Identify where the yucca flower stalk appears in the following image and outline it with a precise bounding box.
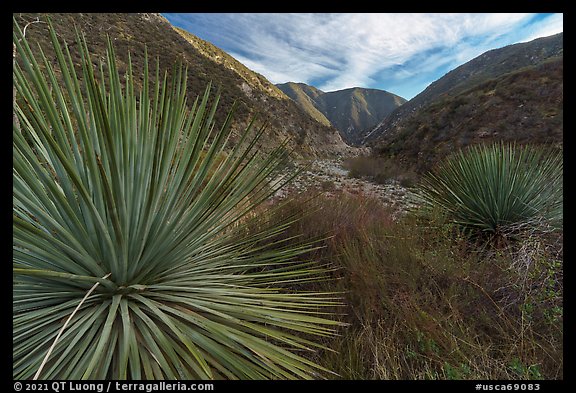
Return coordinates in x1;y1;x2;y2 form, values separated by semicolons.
418;143;562;239
13;20;341;380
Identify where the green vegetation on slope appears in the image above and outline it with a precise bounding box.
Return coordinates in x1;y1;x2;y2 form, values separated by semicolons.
364;32;563;144
374;57;563;173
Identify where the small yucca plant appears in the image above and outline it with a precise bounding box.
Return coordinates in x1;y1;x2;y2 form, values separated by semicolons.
13;20;340;379
418;142;562;239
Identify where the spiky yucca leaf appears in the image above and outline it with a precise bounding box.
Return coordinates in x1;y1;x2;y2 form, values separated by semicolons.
13;20;341;380
418;143;562;237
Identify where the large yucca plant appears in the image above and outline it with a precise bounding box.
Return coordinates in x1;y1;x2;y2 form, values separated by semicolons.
418;143;562;238
13;20;340;380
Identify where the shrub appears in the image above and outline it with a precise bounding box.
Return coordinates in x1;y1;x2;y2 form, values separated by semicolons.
253;192;562;379
418;143;562;240
13;20;339;380
343;156;418;187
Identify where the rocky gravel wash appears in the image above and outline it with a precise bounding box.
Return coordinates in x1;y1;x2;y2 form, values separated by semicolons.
271;158;420;218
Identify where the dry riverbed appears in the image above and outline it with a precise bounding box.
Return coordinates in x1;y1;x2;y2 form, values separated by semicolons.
271;158;419;218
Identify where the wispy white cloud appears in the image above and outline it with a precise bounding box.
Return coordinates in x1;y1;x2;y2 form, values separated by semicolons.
520;14;564;43
164;13;563;99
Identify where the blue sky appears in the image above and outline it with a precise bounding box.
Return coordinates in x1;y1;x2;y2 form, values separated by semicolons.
163;13;563;100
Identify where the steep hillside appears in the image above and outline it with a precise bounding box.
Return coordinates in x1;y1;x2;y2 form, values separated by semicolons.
274;83;331;127
374;57;563;173
319;87;406;143
13;13;350;158
363;33;563;145
174;27;287;101
277;82;406;144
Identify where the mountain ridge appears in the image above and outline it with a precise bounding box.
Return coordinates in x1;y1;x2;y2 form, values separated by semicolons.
367;33;563;173
363;32;563;145
276;82;406;144
275;82;332;127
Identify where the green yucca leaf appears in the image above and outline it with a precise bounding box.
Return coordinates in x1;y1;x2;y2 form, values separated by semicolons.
418;142;563;237
13;18;340;380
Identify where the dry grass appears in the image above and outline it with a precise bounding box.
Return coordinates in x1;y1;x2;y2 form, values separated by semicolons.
253;191;563;379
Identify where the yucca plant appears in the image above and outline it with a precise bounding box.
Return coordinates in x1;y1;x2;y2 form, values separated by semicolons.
418;142;562;239
13;20;341;380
